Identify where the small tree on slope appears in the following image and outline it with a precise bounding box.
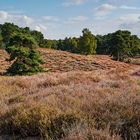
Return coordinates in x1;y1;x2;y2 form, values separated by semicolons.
6;33;43;75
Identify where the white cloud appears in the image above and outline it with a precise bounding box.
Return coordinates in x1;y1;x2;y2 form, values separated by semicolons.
0;11;48;37
94;4;116;16
100;0;138;5
120;5;140;10
14;15;34;26
0;11;8;19
119;14;140;23
63;0;87;6
0;11;34;27
67;16;88;23
35;26;41;32
119;14;140;36
35;24;47;32
94;3;140;17
92;13;140;37
43;16;59;22
69;16;88;22
0;9;140;39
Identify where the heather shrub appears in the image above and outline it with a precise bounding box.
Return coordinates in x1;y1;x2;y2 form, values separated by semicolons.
0;105;86;139
46;111;84;139
8;95;25;104
0;70;139;140
110;117;140;140
81;94;140;140
0;105;59;138
62;125;121;140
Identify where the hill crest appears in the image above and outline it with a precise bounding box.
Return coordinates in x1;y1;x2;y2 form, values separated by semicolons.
0;48;139;75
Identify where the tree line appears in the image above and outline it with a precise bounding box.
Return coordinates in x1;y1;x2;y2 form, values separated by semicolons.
0;22;140;75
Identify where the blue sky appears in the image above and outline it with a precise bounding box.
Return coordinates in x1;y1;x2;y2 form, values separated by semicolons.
0;0;140;39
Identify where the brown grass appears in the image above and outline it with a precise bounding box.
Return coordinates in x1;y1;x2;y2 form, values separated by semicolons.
0;48;140;139
0;48;138;74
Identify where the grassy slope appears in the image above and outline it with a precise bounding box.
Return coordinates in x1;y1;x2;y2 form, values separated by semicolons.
1;48;139;73
0;48;140;140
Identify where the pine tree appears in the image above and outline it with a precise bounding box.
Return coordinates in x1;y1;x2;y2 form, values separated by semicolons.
6;33;43;75
108;30;140;61
79;28;97;55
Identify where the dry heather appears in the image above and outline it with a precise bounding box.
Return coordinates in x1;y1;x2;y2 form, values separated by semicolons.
0;48;139;74
0;48;140;140
0;49;11;74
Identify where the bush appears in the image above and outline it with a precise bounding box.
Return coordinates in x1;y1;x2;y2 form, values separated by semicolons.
5;34;44;75
0;105;85;139
0;105;59;137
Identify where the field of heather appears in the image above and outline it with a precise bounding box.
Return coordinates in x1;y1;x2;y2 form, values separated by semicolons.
0;48;140;140
1;48;139;74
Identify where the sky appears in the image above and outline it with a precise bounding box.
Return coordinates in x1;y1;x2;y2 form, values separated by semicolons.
0;0;140;39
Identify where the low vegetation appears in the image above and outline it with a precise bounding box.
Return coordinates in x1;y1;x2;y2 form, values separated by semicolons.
0;51;140;139
0;23;140;64
0;48;137;74
0;23;140;139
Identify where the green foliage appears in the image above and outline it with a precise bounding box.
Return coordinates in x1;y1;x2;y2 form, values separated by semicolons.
43;39;58;49
0;23;44;48
96;34;112;55
0;23;20;45
6;34;43;75
0;34;3;49
31;30;44;47
108;30;140;61
0;23;140;61
78;28;97;55
57;37;79;53
130;35;140;56
96;31;140;61
57;29;97;55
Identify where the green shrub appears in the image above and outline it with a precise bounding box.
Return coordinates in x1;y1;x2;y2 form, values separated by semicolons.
5;34;44;75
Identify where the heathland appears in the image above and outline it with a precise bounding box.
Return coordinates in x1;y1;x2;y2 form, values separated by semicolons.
0;48;140;140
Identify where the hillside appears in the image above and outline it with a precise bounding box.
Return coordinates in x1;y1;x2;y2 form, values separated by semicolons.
0;48;140;140
0;48;139;74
